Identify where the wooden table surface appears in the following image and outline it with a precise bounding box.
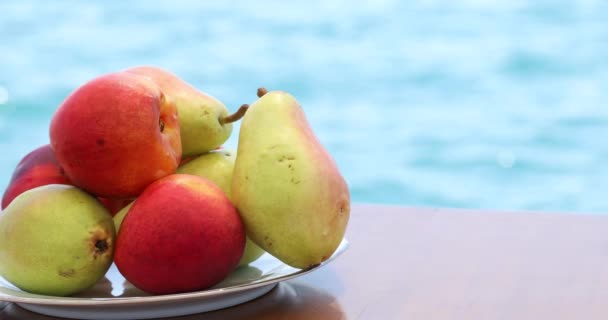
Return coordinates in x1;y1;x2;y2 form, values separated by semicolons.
3;204;608;319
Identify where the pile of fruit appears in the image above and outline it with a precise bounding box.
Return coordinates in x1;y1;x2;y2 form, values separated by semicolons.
0;67;350;296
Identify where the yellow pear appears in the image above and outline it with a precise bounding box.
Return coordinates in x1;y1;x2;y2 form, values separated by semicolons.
232;89;350;269
0;185;115;296
125;66;248;156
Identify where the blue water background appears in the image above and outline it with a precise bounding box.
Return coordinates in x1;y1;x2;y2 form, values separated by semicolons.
1;1;608;213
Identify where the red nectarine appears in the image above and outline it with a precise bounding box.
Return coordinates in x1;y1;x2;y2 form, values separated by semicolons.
114;174;245;294
2;144;72;209
49;72;182;198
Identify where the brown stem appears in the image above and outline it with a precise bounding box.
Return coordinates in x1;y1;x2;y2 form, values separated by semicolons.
219;104;249;124
257;87;268;97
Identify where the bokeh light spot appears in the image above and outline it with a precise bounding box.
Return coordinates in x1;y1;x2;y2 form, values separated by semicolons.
497;151;516;168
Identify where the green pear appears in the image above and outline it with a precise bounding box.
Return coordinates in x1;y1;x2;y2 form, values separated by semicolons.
0;184;115;296
232;89;350;269
176;150;265;266
113;201;134;231
125;66;248;156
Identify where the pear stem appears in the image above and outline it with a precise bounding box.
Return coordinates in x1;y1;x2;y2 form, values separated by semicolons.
219;104;249;124
257;87;268;97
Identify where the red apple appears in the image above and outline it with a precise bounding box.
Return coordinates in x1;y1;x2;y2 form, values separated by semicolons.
114;174;245;295
2;144;72;209
49;72;182;198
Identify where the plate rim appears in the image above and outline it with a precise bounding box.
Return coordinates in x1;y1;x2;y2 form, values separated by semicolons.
0;238;349;306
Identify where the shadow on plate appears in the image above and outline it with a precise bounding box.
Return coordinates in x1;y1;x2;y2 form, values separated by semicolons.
0;282;345;320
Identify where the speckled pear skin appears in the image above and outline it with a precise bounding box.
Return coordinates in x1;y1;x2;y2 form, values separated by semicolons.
176;150;265;266
232;91;350;269
0;184;115;296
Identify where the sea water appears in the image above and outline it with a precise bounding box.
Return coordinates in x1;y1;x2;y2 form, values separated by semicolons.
1;1;607;213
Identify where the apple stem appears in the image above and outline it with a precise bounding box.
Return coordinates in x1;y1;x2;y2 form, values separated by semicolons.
220;104;249;124
257;87;268;97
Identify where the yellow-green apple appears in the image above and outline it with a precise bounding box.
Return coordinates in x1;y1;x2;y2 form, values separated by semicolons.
114;174;245;294
2;144;72;209
125;66;247;156
49;72;182;198
0;184;115;296
176;150;265;266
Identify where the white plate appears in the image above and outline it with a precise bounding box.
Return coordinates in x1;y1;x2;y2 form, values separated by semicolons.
0;239;349;320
